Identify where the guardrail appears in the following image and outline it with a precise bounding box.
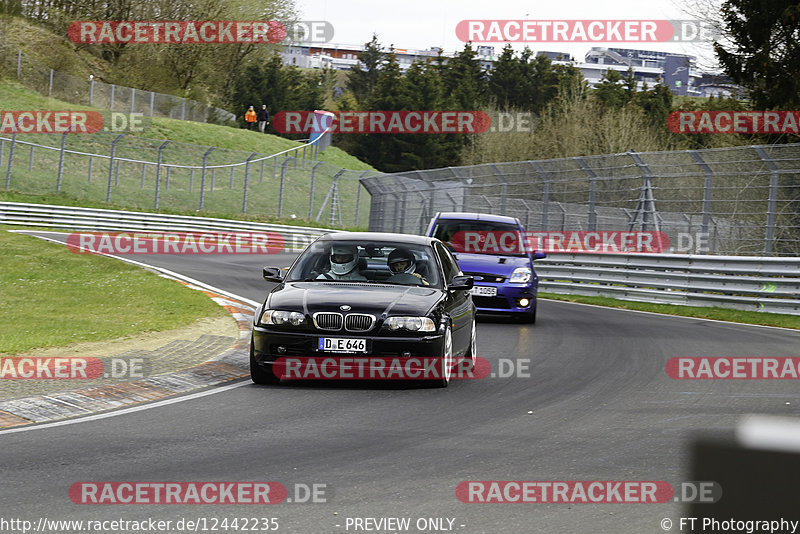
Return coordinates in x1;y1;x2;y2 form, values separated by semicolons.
535;253;800;315
0;202;335;251
2;202;798;315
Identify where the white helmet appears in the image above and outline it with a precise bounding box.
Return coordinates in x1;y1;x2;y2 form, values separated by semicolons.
329;245;358;276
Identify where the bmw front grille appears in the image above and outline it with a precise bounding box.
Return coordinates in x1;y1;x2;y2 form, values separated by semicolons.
313;312;343;330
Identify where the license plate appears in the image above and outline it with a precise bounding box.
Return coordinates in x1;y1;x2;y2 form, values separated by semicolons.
470;285;497;297
318;337;367;353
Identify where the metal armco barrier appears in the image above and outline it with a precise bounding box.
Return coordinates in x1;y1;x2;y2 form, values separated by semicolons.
536;253;800;315
2;202;798;314
0;202;335;251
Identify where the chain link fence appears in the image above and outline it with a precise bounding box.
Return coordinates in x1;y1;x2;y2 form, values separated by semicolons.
361;144;800;256
0;128;375;227
1;47;236;124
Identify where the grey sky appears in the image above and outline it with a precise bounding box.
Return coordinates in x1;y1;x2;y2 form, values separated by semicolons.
297;0;722;70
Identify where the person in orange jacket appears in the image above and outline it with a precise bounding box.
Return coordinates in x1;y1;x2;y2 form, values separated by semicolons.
244;105;257;130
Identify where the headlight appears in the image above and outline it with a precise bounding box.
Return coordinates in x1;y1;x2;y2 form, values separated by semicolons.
385;316;436;332
509;267;532;284
260;310;306;326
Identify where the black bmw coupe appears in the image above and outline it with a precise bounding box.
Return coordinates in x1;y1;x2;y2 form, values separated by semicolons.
251;232;477;387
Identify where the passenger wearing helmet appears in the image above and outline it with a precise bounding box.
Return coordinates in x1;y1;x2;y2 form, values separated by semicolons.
387;247;429;285
317;244;366;280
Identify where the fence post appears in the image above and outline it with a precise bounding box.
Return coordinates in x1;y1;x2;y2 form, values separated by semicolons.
355;171;369;226
149;92;155;117
531;161;550;231
278;157;291;217
189;168;194;192
576;157;598;231
28;146;34;172
48;69;53;97
309;161;323;218
16;50;21;79
628;150;658;232
199;147;216;210
242;152;257;214
140;164;146;189
56;129;70;192
4;132;17;190
755;147;779;256
110;84;115;110
273;156;278;179
260;159;265;183
165;166;171;190
89;79;94;105
229;166;235;189
87;156;92;183
154;140;170;209
688;150;713;252
106;134;125;202
181;100;186;120
130;88;136;114
489;164;507;215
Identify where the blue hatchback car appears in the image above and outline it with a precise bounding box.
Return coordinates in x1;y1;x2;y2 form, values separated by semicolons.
426;212;545;323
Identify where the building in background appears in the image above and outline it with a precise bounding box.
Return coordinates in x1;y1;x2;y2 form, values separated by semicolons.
281;43;737;98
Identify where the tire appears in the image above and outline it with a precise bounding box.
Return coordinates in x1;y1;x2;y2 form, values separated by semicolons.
462;317;477;371
431;325;453;388
250;338;279;385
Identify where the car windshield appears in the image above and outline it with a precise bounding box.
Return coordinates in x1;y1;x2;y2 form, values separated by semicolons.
286;240;441;288
433;220;528;257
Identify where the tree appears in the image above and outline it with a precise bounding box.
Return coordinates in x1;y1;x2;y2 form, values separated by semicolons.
346;34;383;105
487;45;521;110
715;0;800;109
593;69;630;109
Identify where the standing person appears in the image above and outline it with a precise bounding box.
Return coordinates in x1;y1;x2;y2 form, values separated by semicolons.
244;105;257;130
257;104;270;133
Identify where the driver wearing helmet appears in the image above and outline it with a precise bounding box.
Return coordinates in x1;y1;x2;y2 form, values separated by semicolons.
387;247;429;285
317;244;366;280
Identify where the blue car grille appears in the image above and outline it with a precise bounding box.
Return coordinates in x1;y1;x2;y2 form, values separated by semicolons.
465;272;506;283
472;296;511;309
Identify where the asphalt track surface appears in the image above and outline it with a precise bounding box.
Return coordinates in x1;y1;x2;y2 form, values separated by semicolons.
2;232;800;533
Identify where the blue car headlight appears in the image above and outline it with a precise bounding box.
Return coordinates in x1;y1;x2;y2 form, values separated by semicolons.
509;267;532;284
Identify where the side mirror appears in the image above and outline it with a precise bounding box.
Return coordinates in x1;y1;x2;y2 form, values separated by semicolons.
448;275;474;291
263;266;284;283
532;250;547;260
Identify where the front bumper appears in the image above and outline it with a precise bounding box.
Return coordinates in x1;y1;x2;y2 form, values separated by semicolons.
252;325;448;378
470;283;537;314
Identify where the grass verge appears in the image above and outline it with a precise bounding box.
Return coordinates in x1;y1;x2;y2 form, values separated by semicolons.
0;230;228;354
539;292;800;330
0;190;368;231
